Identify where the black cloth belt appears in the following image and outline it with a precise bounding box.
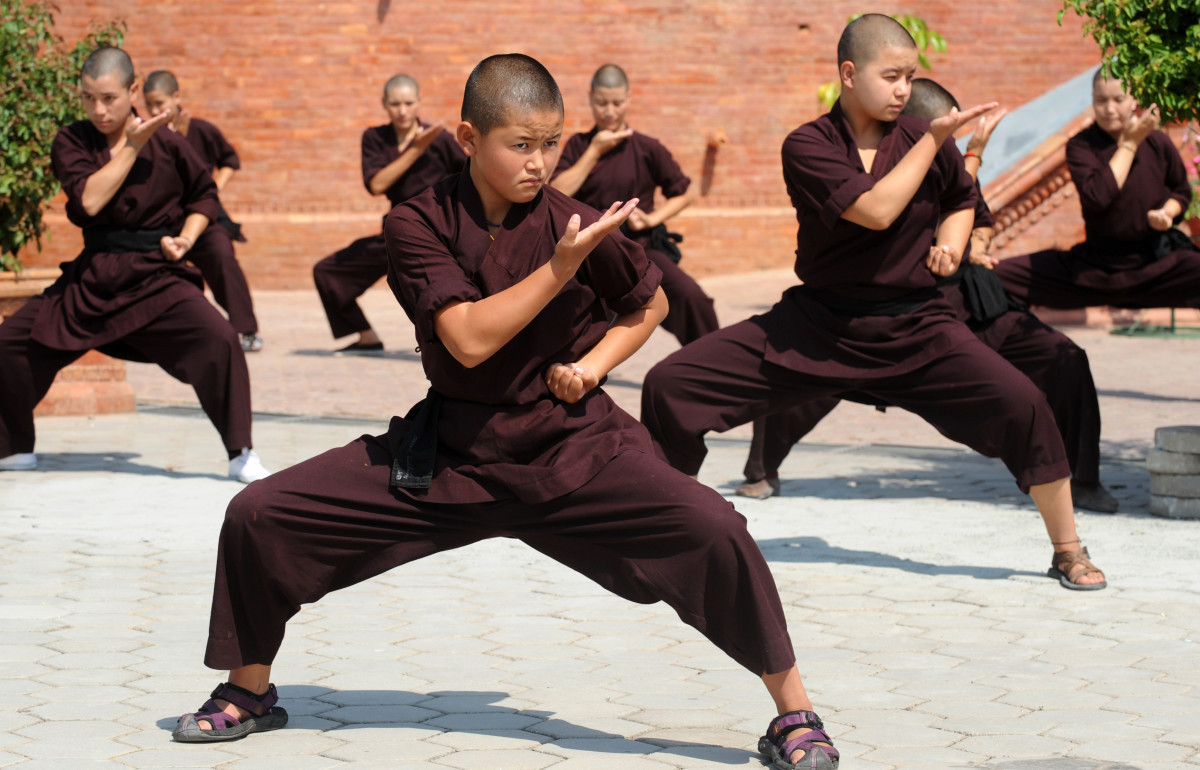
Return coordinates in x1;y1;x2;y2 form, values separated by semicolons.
389;388;443;489
82;226;173;253
800;284;939;317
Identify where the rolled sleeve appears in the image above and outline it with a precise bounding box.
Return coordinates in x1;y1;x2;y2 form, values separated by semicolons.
384;203;482;344
51;127;100;227
782;128;877;231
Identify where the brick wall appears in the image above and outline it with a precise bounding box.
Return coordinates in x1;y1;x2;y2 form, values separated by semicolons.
25;1;1104;285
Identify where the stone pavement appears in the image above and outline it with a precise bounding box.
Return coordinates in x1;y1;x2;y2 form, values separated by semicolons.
2;271;1200;769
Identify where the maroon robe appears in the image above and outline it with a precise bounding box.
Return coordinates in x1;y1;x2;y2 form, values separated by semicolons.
204;170;795;678
174;116;258;334
553;129;717;344
996;125;1200;308
744;194;1102;486
0;120;252;456
642;103;1070;493
312;122;466;338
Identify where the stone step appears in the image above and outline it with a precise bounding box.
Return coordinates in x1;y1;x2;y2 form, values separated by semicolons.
1149;474;1200;498
1150;494;1200;519
1146;449;1200;475
1155;426;1200;454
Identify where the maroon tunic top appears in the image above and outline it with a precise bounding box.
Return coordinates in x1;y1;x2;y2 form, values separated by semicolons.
383;170;662;504
37;121;219;351
1067;124;1193;268
758;103;980;379
363;122;466;208
553;128;691;215
183;117;240;172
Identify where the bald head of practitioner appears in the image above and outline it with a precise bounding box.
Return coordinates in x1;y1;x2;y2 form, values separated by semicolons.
79;46;171;148
836;13;925;126
383;73;422;136
1091;70;1160;145
142;69;185;127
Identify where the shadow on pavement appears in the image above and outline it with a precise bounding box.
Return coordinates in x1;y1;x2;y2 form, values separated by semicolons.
155;686;752;762
757;535;1044;581
35;452;229;481
290;348;422;362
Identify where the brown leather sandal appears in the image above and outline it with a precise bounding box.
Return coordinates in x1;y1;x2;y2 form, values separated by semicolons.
1048;545;1107;591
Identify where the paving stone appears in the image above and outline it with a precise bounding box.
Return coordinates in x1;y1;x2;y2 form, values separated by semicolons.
435;748;559;769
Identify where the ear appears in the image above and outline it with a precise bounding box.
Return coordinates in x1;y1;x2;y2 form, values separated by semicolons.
130;79;142;99
456;121;478;156
839;61;856;91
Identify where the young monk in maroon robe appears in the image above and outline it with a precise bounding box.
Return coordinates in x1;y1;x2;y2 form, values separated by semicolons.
0;47;268;483
143;70;263;353
995;71;1200;310
173;53;838;770
641;15;1107;596
737;78;1115;514
312;74;466;355
551;64;718;345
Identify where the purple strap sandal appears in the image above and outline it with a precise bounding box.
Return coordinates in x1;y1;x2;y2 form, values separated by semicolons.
172;682;288;743
758;709;839;770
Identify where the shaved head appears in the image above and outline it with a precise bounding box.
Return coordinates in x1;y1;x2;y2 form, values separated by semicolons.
590;64;629;92
384;73;419;98
144;70;179;95
902;78;960;121
461;53;562;135
837;13;917;68
1092;66;1122;90
81;46;135;89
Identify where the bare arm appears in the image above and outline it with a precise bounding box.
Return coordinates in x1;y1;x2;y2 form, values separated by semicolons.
212;166;235;191
627;187;692;231
926;206;975;276
842;102;998;231
434;199;639;368
546;286;669;404
160;211;211;262
1111;106;1159;190
368;124;443;196
80;111;173;216
549;128;634;197
963;108;1007;183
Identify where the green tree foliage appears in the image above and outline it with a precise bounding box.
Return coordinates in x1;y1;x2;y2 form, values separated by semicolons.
0;1;124;271
818;14;947;110
1060;0;1200;124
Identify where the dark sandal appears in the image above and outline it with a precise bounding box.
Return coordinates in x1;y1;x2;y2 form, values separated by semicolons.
1049;545;1107;591
172;682;288;742
758;709;839;769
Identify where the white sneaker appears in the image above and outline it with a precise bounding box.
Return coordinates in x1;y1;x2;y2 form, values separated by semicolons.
0;453;37;471
228;448;270;483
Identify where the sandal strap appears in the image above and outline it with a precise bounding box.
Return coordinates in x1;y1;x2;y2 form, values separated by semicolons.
210;682;278;717
766;709;824;739
780;727;839;760
184;703;243;731
1052;546;1102;581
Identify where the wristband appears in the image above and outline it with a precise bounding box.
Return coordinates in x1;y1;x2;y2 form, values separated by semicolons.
1119;142;1138;153
964;151;981;165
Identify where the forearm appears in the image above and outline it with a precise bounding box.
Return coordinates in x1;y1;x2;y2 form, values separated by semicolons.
644;190;691;228
369;148;425;195
963;155;981;183
935;207;975;254
80;145;141;216
577;287;668;378
1160;198;1184;219
549;148;602;197
212;166;235;191
1108;142;1137;189
179;212;210;243
843;133;941;230
435;259;576;368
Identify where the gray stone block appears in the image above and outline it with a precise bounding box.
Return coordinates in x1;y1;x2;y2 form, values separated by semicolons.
1149;473;1200;497
1145;448;1200;474
1154;425;1200;453
1149;493;1200;519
